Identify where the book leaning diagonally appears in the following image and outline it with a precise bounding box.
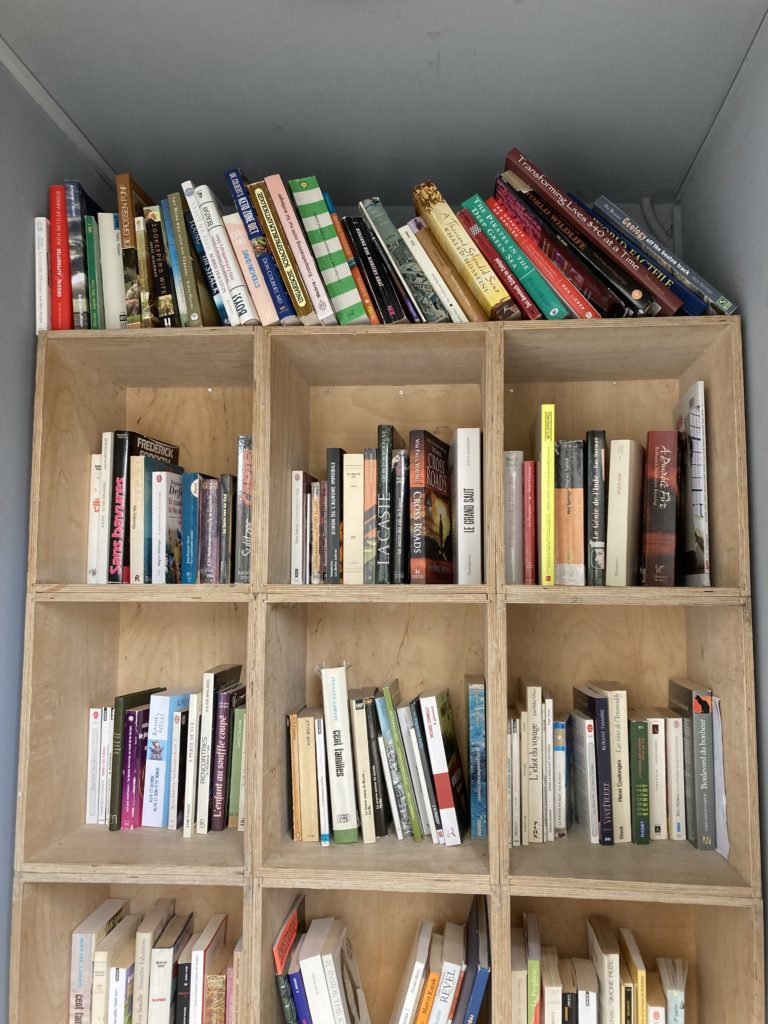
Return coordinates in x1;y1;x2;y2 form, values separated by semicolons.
196;664;242;834
181;181;238;326
194;184;259;325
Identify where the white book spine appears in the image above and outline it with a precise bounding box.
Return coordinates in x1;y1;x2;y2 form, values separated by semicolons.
97;707;113;825
301;950;337;1024
350;698;376;843
35;216;51;332
91;950;111;1024
320;665;359;839
397;707;431;836
504;451;525;584
167;709;184;830
142;694;171;827
182;692;201;838
146;948;174;1024
322;950;351;1024
378;733;403;839
419;694;462;847
665;714;686;840
98;212;127;329
189;950;205;1024
647;716;668;840
86;454;102;584
451;428;483;584
427;959;462;1024
409;725;439;843
315;716;331;847
342;454;365;585
587;924;620;1024
607;690;631;843
398;224;468;324
151;473;166;584
519;710;529;845
578;990;598;1024
291;471;307;585
606;439;644;586
181;181;240;326
108;966;131;1024
265;173;338;325
510;717;521;846
543;695;554;842
96;432;113;584
195;184;259;325
305;491;312;583
85;707;102;823
196;679;217;834
129;456;145;585
527;687;543;843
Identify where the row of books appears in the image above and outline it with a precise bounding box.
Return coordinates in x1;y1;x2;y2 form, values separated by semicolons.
289;667;481;847
70;897;241;1024
507;678;726;852
86;664;245;836
508;382;709;588
292;426;481;587
37;148;735;336
515;912;687;1024
86;431;252;584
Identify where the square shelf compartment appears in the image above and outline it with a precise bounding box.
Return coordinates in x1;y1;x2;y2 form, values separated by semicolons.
31;329;255;585
258;599;494;888
18;599;251;877
259;886;494;1024
501;317;748;594
264;325;495;589
503;601;759;900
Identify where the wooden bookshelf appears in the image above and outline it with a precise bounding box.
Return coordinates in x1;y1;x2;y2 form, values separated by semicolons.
10;317;763;1023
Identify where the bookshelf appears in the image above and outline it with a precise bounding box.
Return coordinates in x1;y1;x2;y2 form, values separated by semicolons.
10;315;762;1023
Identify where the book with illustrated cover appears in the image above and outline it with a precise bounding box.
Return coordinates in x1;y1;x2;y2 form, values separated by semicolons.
195;183;259;326
641;430;679;586
166;192;219;327
143;205;179;327
64;180;101;328
409;430;453;584
84;214;105;329
142;690;190;829
159;197;187;327
674;380;710;586
554;440;585;585
398;220;469;323
455;206;540;319
134;215;156;327
409;217;485;322
376;426;405;583
375;689;414;840
419;689;468;845
120;705;149;829
116;175;154;327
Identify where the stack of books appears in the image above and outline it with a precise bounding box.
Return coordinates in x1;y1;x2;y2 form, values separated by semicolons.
70;897;242;1024
505;382;710;587
512;912;687;1024
287;667;486;848
508;677;726;853
35;152;736;334
84;664;246;836
292;425;482;586
86;431;252;584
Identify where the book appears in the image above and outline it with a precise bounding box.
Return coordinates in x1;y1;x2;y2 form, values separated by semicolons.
419;689;468;846
363;448;377;584
184;207;228;324
84;214;105;329
211;683;245;830
190;915;227;1024
326;447;346;584
673;381;710;586
589;683;630;843
374;689;414;840
115;173;153;327
69;897;128;1024
234;434;253;584
572;685;613;845
142;691;191;828
147;913;194;1024
222;211;280;326
314;713;331;847
657;708;687;840
572;958;599;1024
459;896;490;1024
542;689;554;842
49;184;74;329
343;453;365;585
85;707;102;824
227;702;246;829
168;706;189;829
522;681;543;844
396;701;432;839
523;912;541;1024
646;973;667;1024
532;405;555;586
631;709;669;840
86;454;102;583
392;450;410;584
324;193;380;323
509;928;527;1024
430;921;465;1024
310;481;322;585
409;698;442;843
523;460;536;584
120;705;150;829
618;929;646;1024
109;687;165;831
321;664;359;843
349;688;377;844
91;914;141;1024
98;707;114;825
342;216;407;324
585;430;607;585
656;958;687;1024
198;477;221;584
504;451;524;584
390;920;433;1024
509;712;521;847
291;471;314;585
379;731;404;840
136;211;156;326
366;697;389;839
451;428;482;584
166;192;218;327
541;946;562;1024
286;703;304;842
143;205;179;328
605;440;645;587
586;916;621;1024
175;932;200;1024
415;934;442;1024
64;180;100;328
35;215;50;332
287;936;313;1024
559;959;578;1024
131;455;183;585
568;709;600;843
197;664;242;834
297;918;335;1023
181;472;203;584
297;707;320;843
409;430;453;584
467;677;487;839
628;714;651;843
181;691;202;838
398;222;468;324
376;425;405;583
201;942;232;1024
669;677;715;849
321;918;370;1024
107;960;135;1024
553;712;568;838
152;469;184;584
640;430;679;586
554;440;585;585
159;198;187;326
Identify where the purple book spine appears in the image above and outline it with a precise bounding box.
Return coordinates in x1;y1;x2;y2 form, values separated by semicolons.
210;689;234;830
134;709;150;828
120;711;138;829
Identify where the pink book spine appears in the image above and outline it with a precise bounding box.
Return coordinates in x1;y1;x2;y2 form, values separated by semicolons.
225;965;234;1024
263;174;337;325
222;213;280;326
121;711;138;828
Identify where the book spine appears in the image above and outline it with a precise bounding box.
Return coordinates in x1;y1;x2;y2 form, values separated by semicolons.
392;450;409;584
593;195;737;313
95;211;125;331
209;690;233;831
364;697;388;838
142;695;172;828
288;967;313;1024
185;209;229;325
84;215;105;330
510;716;521;846
505;150;683;314
375;695;412;838
227;704;245;828
408;722;438;842
376;426;395;584
398;222;469;324
98;707;114;825
504;451;524;584
409;430;426;584
410;698;443;843
553;717;567;838
326;448;344;584
224;167;298;323
676;388;710;586
160;198;187;326
537;406;556;587
324;193;381;323
85;708;102;824
410;218;486;322
343;453;365;585
452;428;482;584
35;216;51;332
64;181;90;329
342;216;406;323
181;474;200;584
182;694;200;838
420;694;461;846
96;432;114;585
379;732;404;839
199;479;221;584
120;710;138;828
167;193;204;327
629;719;651;843
310;481;322;585
574;693;613;845
527;685;543;843
468;681;487;839
181;181;239;326
320;666;359;842
275;972;299;1024
49;185;73;329
554;440;585;586
350;698;375;843
168;708;188;829
175;962;192;1024
640;431;679;586
314;715;331;847
665;715;686;840
691;706;716;849
108;431;130;584
86;454;102;584
458;193;568;319
363;448;377;584
234;434;253;584
135;216;156;327
291;472;308;585
144;210;179;327
523;460;536;585
222;212;281;326
195;184;258;325
585;431;607;585
456;207;540;319
297;712;319;842
646;718;668;840
219;473;234;584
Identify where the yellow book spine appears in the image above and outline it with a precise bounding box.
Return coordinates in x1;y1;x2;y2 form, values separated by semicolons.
539;404;555;586
415;970;440;1024
248;182;314;320
412;181;512;317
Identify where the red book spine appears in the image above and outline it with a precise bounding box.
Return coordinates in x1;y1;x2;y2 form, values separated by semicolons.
640;430;679;586
455;208;541;320
504;148;683;315
48;185;73;330
486;197;601;320
523;460;537;585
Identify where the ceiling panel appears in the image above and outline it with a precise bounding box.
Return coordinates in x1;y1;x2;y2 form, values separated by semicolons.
2;0;765;207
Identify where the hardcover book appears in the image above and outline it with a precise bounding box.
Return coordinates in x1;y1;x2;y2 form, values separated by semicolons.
640;430;679;586
585;430;607;585
410;218;485;322
554;440;585;585
376;426;405;583
115;173;154;328
455;206;539;319
65;180;101;329
451;428;482;584
49;184;73;329
409;430;453;584
398;221;468;324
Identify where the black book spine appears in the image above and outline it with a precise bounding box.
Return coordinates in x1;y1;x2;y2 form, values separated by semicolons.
392;450;409;583
342;217;406;324
585;430;607;586
561;991;576;1023
145;214;179;327
364;695;388;837
219;473;235;583
573;689;613;845
409;697;442;838
375;427;394;583
326;447;345;583
175;961;192;1024
285;712;294;839
234;434;253;584
108;430;129;583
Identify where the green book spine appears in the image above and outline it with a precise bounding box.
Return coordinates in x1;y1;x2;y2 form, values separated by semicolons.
275;973;299;1024
382;684;423;841
167;192;204;327
527;958;540;1024
629;719;650;844
228;705;246;827
108;686;166;830
460;194;569;319
84;215;104;330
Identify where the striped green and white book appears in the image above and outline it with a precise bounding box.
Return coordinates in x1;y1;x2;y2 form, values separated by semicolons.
288;176;370;325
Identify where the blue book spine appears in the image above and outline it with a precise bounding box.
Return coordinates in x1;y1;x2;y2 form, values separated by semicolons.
184;210;230;326
374;695;412;837
468;681;487;839
573;689;613;845
182;472;201;584
224;167;298;322
463;967;491;1024
287;965;312;1024
160;198;187;326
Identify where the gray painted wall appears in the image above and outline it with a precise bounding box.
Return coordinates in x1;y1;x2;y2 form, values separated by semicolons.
0;62;111;1009
679;11;768;988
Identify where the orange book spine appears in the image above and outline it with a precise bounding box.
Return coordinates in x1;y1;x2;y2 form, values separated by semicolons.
415;970;440;1024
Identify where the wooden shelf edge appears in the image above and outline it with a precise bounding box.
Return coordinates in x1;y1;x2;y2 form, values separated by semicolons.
257;866;494;894
17;863;247;886
32;583;253;603
502;585;746;607
506;876;758;907
265;584;490;604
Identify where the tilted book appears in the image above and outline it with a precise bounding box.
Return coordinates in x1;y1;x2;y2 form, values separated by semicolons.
455;206;538;319
586;917;621;1024
325;192;380;323
222;211;279;325
398;222;468;324
143;206;179;328
70;898;128;1024
389;920;433;1024
568;709;599;843
419;689;468;846
341;216;406;324
194;184;259;325
375;690;414;839
181;181;237;326
409;218;485;322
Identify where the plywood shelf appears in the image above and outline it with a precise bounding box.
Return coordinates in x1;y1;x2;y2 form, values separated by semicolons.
502;584;746;606
264;583;491;603
32;583;253;602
